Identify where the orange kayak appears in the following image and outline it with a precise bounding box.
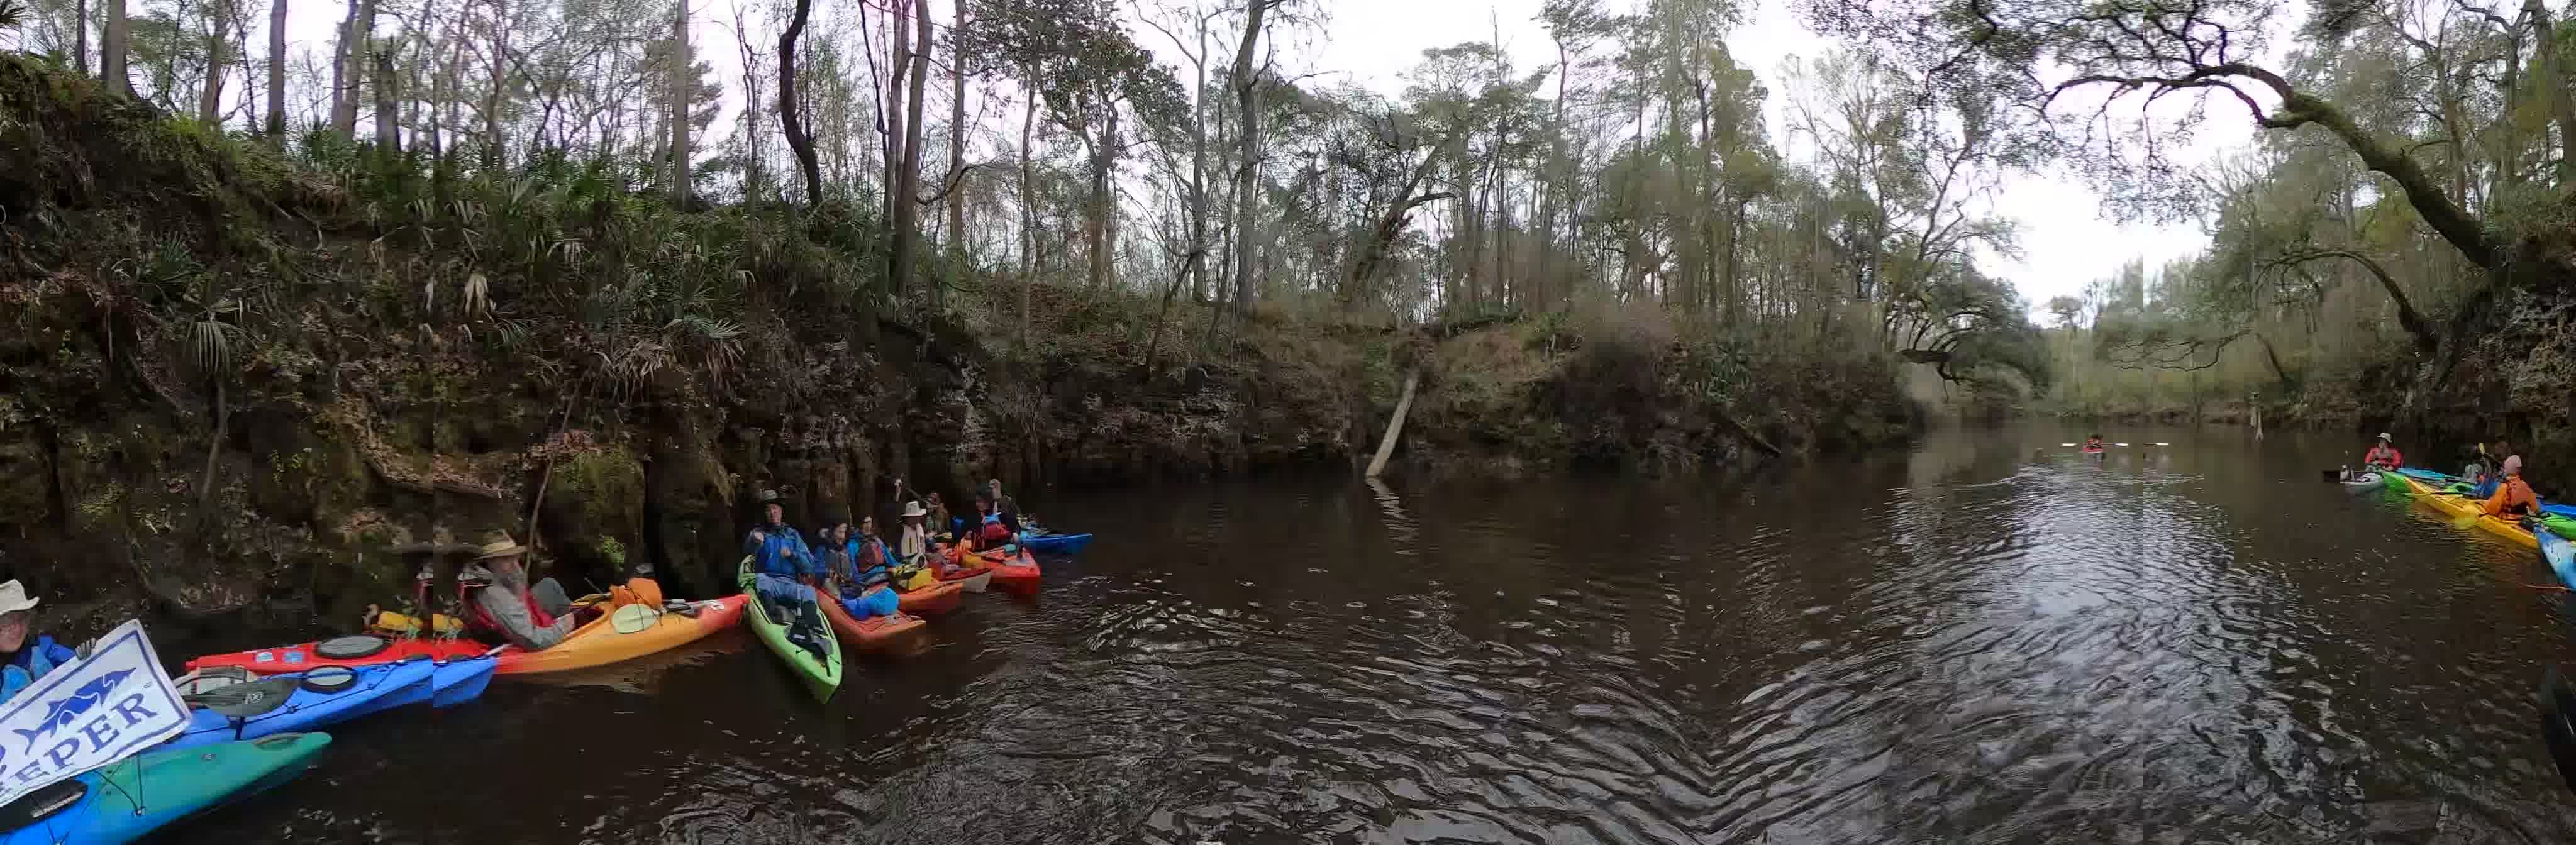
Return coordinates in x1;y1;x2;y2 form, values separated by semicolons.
817;591;928;653
895;579;965;616
492;595;747;675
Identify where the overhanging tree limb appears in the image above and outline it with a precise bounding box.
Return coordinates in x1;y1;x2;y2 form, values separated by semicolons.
2269;248;2440;355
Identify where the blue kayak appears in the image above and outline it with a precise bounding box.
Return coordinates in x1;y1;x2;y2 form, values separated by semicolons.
429;655;496;709
165;658;436;750
2399;468;2460;484
0;732;329;845
2547;527;2576;588
1022;532;1092;555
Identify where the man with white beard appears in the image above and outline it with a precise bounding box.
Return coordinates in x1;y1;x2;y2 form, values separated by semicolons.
458;529;592;650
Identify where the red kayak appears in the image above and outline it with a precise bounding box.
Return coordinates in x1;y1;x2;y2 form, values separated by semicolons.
186;635;488;675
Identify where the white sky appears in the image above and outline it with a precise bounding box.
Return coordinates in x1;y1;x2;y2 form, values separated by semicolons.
236;0;2255;309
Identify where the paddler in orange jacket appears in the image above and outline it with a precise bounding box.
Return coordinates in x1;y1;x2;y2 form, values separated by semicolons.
2482;455;2541;517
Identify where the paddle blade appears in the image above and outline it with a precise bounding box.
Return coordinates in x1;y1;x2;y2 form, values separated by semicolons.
2153;442;2171;446
2114;442;2130;446
2059;443;2076;447
2540;666;2576;795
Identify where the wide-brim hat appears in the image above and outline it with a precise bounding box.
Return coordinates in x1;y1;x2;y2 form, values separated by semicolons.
472;529;529;560
902;501;927;517
2377;432;2393;441
757;489;785;505
0;581;40;616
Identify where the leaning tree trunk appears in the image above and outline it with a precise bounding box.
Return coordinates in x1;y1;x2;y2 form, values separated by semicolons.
1366;371;1420;478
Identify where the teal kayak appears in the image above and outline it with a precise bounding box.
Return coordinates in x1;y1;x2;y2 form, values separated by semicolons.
0;732;329;845
736;558;841;702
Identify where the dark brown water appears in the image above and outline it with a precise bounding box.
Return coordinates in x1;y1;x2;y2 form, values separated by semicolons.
168;424;2576;843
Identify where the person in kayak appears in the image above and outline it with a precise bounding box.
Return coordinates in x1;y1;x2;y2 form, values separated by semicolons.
2472;441;2514;498
813;510;901;621
2362;433;2402;470
744;490;830;654
968;494;1022;551
924;492;954;542
896;501;932;566
2084;434;2104;451
459;530;595;651
0;579;77;704
2483;455;2542;517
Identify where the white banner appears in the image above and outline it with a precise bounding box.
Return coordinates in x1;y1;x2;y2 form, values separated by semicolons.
0;619;189;807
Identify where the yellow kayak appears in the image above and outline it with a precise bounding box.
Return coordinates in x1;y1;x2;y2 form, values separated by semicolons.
2394;472;2538;548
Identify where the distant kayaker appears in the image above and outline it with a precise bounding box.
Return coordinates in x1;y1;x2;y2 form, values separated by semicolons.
0;579;76;704
2362;433;2402;470
744;490;830;653
2084;434;2104;451
2483;455;2541;517
459;530;591;651
989;480;1017;515
927;494;955;541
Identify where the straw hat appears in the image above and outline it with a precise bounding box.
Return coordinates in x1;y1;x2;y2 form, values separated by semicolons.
902;501;927;517
0;581;41;616
471;529;528;560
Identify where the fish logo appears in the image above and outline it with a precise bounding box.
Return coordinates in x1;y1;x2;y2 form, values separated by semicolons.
14;670;132;750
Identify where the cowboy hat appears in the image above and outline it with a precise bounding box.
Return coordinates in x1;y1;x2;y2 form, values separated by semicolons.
0;581;41;616
757;489;785;505
902;501;927;517
472;529;529;560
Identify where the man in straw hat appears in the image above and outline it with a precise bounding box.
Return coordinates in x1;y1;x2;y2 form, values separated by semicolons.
0;574;75;705
897;500;931;567
458;529;589;651
744;489;830;654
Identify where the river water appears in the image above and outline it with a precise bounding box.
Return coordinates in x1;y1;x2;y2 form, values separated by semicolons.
172;423;2576;843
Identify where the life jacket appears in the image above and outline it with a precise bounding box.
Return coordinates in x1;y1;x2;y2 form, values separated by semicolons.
457;577;557;643
2365;445;2401;467
978;520;1012;546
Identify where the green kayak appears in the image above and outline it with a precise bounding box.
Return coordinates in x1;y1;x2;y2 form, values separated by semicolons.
735;557;841;702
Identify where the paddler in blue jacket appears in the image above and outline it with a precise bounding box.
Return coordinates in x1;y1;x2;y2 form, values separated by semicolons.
743;489;830;655
0;579;77;705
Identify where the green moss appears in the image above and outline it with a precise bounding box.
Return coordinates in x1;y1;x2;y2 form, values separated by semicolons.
555;445;645;536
